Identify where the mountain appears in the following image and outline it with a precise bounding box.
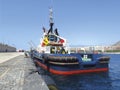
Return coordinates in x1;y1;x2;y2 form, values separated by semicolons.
112;41;120;46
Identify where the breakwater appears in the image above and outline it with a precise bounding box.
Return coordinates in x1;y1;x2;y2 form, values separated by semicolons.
0;43;16;52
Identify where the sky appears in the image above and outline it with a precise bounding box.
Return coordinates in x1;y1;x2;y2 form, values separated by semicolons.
0;0;120;50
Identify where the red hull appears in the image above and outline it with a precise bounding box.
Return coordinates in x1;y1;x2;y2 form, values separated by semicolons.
36;61;108;75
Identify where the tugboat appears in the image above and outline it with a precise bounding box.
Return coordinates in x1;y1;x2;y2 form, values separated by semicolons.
31;8;110;75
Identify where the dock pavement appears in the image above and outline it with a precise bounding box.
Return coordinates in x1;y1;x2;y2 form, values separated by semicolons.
0;52;49;90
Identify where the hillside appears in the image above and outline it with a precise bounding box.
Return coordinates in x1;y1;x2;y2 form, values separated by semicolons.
113;41;120;46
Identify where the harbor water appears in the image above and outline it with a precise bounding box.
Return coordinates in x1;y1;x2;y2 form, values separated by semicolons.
39;54;120;90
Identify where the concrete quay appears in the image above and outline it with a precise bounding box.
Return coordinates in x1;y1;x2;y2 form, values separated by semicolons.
0;52;24;64
0;52;49;90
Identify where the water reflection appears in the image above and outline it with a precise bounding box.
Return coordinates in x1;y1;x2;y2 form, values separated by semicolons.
50;72;113;90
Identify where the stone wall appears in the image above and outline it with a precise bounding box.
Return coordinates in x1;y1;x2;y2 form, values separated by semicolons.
0;43;16;52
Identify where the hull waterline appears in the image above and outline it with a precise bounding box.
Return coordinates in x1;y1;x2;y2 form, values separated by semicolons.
35;60;109;75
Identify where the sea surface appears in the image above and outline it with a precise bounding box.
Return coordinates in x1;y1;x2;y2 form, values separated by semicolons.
38;54;120;90
40;54;120;90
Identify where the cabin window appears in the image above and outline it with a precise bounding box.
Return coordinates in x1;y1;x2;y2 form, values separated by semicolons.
50;47;55;53
48;35;55;41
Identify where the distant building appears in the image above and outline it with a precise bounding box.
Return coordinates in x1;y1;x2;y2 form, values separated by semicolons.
0;43;16;52
69;45;120;53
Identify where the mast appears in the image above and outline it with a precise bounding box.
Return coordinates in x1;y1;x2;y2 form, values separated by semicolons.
49;7;54;33
49;7;53;24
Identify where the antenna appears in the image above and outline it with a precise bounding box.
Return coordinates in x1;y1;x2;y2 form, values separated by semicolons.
49;0;53;11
